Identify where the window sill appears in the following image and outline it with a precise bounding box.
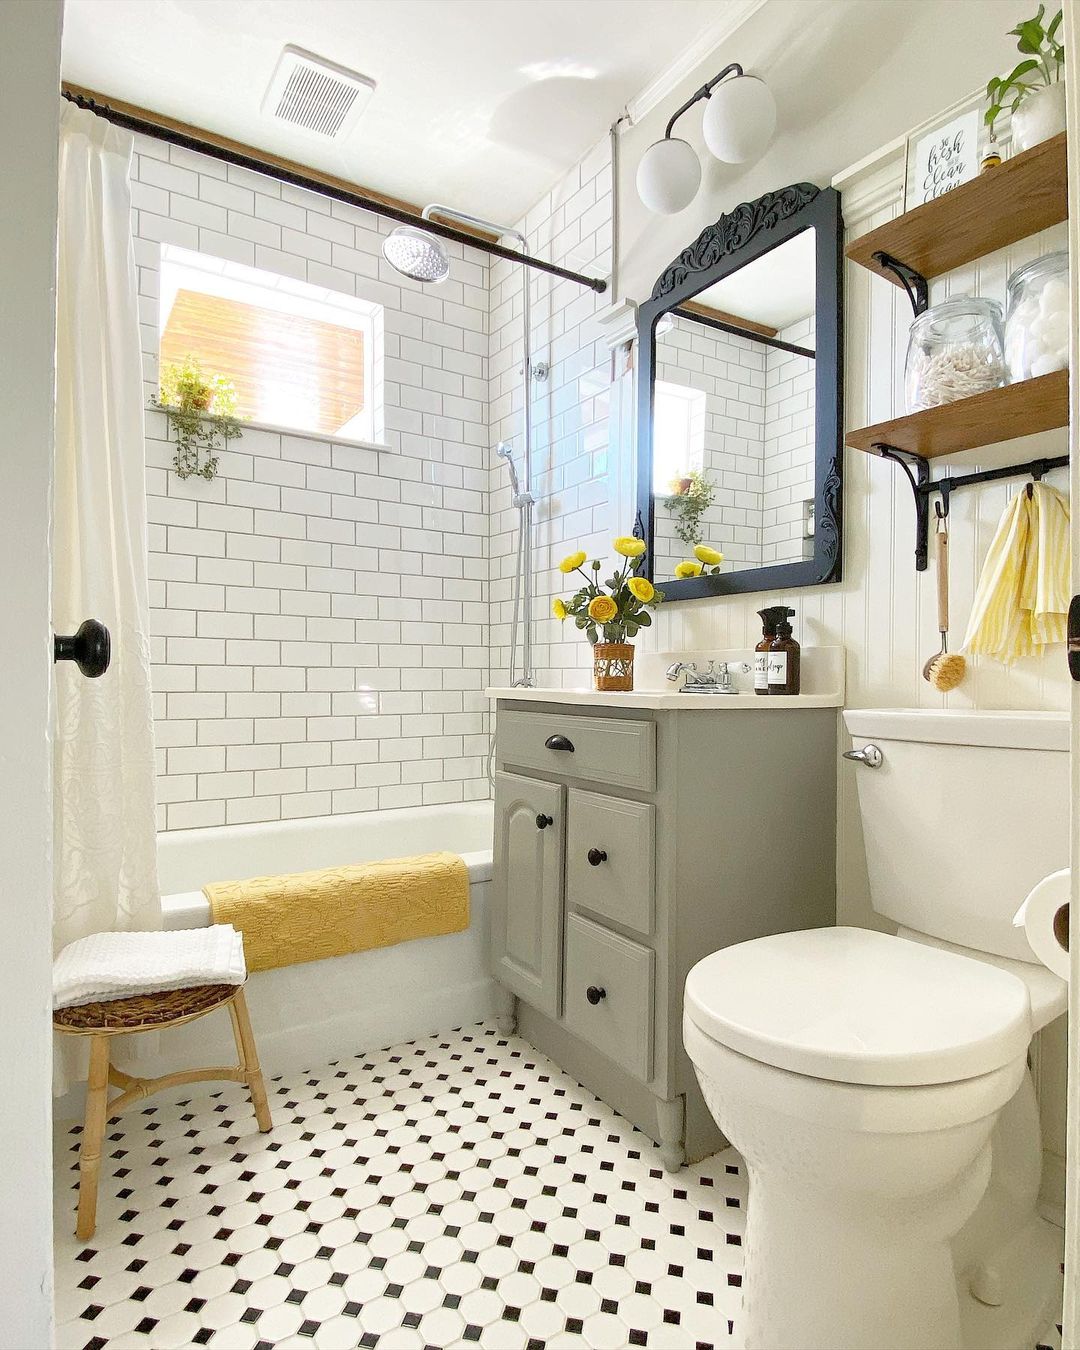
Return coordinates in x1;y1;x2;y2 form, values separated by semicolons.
145;404;393;455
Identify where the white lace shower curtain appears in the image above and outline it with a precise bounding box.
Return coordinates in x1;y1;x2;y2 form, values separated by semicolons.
53;105;161;1089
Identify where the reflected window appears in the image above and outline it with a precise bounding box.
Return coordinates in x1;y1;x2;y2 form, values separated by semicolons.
652;381;706;494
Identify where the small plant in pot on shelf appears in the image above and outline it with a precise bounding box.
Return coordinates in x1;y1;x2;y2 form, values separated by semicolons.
985;5;1064;153
154;355;244;482
552;536;664;692
663;470;716;549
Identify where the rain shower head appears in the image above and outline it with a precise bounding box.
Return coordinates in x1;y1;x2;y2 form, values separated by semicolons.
381;225;450;283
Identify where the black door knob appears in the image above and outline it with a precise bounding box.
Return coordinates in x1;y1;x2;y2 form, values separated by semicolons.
587;848;608;866
544;734;575;752
54;618;111;679
586;985;606;1005
536;813;554;830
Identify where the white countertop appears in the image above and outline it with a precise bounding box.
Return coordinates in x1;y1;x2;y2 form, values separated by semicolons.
485;687;843;710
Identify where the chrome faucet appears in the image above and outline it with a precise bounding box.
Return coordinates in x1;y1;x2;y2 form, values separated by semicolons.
666;660;750;694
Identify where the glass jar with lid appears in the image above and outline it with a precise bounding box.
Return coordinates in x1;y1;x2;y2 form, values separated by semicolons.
1004;252;1070;382
904;297;1006;413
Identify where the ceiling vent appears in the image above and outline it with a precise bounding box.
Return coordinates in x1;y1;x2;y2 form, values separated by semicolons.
262;46;376;140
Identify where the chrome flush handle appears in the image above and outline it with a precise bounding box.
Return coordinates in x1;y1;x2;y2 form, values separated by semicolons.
842;744;884;768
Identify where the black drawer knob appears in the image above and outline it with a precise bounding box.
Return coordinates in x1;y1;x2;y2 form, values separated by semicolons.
536;813;554;830
587;848;607;866
544;734;575;752
586;985;606;1005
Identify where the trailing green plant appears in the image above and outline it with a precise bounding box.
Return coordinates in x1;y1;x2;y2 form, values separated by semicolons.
154;355;244;481
985;5;1064;133
662;470;716;548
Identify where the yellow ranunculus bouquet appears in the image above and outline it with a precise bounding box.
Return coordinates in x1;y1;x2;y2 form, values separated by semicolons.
552;535;664;690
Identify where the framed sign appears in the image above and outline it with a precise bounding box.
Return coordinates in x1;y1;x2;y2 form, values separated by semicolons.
907;108;982;206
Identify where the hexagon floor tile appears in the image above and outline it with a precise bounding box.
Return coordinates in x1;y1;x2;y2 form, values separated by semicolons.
54;1021;1063;1350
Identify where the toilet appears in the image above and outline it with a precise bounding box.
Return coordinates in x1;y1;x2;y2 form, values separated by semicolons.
684;708;1069;1350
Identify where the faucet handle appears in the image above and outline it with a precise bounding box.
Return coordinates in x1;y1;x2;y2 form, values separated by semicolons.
665;660;696;682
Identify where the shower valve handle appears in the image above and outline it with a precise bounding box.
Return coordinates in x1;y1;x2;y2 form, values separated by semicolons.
54;618;111;679
544;734;575;752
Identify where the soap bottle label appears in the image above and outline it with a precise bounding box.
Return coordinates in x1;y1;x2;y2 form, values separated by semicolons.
767;653;788;687
754;653;769;690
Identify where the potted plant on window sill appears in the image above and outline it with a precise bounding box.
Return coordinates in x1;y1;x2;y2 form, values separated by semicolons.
154;356;244;481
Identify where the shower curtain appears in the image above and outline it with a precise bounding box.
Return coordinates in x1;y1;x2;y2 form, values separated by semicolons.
53;105;161;1089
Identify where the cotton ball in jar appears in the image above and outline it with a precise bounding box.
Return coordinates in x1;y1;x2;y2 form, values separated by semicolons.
1005;253;1071;382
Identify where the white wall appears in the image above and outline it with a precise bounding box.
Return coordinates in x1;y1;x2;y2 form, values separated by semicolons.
131;137;493;829
0;3;61;1343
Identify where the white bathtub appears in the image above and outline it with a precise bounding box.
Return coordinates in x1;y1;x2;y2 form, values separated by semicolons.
153;801;497;1077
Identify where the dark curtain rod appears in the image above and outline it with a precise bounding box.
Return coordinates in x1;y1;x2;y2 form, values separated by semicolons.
63;90;608;295
671;305;816;359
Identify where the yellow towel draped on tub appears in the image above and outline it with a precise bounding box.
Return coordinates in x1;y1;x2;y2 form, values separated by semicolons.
203;851;469;972
963;481;1071;665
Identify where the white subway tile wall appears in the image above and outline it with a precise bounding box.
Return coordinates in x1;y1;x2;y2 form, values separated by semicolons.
134;135;492;830
761;315;816;564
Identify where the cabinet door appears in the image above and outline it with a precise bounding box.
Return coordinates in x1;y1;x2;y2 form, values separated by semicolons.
492;771;565;1019
567;789;654;935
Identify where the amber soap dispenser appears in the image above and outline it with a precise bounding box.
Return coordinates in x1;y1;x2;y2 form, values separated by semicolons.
768;609;800;695
755;607;791;695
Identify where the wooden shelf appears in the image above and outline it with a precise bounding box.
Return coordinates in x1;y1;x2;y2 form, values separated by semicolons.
846;133;1067;286
846;371;1069;459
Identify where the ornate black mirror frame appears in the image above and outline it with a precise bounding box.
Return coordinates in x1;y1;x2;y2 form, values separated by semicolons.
635;183;844;600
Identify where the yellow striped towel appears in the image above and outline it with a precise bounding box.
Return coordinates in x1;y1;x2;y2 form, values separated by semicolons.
963;482;1071;664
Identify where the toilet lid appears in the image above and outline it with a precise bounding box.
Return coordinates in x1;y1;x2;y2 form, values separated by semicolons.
684;927;1032;1086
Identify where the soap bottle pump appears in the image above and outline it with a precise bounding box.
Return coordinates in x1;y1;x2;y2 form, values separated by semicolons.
755;607;790;695
768;609;800;695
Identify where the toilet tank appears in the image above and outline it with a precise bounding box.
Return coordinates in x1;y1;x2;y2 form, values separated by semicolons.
844;708;1069;962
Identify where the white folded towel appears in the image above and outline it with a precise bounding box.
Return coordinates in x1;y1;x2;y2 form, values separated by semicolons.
53;925;247;1009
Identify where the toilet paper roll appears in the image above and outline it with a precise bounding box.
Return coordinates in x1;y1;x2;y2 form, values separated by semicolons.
1013;868;1071;980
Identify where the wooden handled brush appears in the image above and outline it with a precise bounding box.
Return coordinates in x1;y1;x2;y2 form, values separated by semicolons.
923;514;966;692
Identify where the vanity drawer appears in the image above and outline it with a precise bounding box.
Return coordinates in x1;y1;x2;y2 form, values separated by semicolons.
567;789;654;935
497;710;655;791
564;913;653;1082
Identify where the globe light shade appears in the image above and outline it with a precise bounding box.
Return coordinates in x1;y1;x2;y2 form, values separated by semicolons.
636;136;702;215
702;75;776;164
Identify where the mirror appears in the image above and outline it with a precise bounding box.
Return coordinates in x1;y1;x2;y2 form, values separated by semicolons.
636;185;843;599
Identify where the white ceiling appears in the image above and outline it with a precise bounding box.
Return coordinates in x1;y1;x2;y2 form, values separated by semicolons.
696;226;816;332
62;0;731;223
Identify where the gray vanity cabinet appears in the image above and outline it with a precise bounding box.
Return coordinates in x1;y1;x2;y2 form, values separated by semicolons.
491;771;564;1019
491;697;837;1169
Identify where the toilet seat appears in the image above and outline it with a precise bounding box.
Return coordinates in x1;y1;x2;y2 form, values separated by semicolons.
684;926;1032;1087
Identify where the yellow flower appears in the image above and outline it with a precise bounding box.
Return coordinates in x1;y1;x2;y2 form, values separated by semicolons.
674;561;703;579
552;598;568;621
588;595;619;623
613;536;647;558
627;577;655;603
559;550;587;574
694;544;723;566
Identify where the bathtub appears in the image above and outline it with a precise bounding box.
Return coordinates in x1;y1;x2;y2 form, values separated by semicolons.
152;801;497;1077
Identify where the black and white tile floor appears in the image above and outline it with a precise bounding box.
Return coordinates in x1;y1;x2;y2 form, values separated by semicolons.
55;1023;745;1349
54;1021;1063;1350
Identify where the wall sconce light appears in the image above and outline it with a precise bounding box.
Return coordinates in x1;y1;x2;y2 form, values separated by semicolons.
636;62;777;215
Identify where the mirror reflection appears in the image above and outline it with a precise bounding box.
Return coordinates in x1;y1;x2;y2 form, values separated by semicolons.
651;228;817;584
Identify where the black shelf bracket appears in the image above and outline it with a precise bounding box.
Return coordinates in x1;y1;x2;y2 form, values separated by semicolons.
872;251;929;316
874;444;1069;571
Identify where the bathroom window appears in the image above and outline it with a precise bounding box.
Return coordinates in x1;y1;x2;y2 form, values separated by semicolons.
158;244;383;442
652;381;707;493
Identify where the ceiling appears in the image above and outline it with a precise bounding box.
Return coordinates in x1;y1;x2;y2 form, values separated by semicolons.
696;226;816;332
62;0;730;223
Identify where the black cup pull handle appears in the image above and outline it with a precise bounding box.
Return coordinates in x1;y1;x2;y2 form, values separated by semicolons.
544;734;575;752
586;985;606;1005
587;848;607;866
536;814;554;830
54;618;111;679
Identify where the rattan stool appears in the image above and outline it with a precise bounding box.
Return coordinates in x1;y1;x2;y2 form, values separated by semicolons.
54;983;272;1240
